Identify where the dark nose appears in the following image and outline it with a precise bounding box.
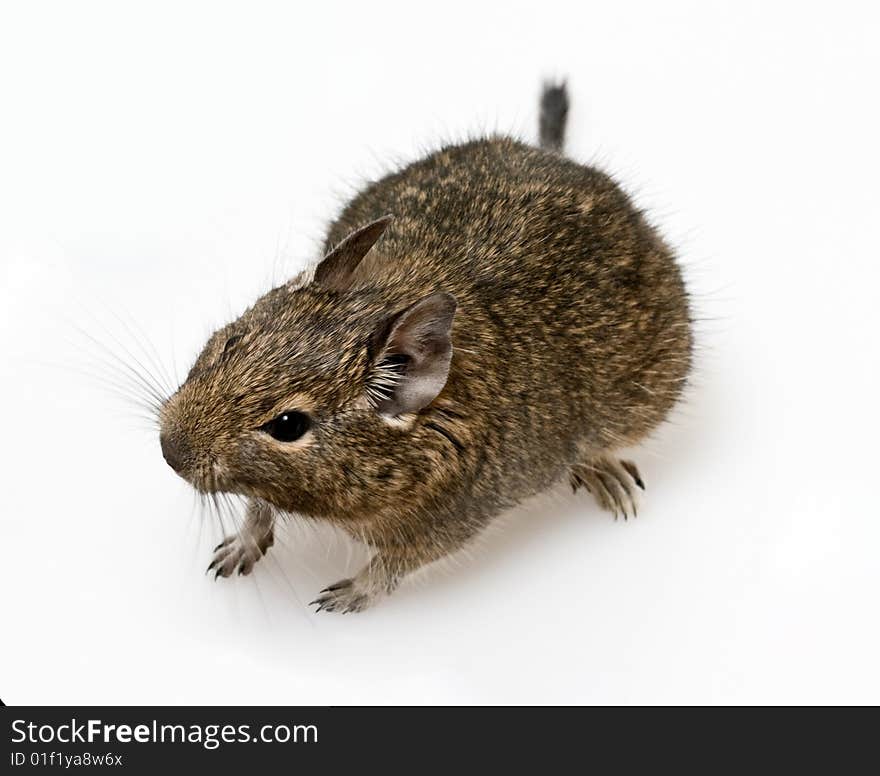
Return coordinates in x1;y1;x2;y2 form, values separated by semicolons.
160;430;192;474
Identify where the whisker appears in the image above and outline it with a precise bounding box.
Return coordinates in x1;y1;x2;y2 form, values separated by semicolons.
45;356;163;417
259;518;310;614
67;327;169;409
67;312;171;403
106;307;178;397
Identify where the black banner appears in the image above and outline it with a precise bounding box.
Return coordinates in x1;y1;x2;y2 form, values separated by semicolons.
0;704;875;772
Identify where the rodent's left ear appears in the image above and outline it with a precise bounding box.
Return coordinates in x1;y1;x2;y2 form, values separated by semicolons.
314;215;394;290
367;292;457;417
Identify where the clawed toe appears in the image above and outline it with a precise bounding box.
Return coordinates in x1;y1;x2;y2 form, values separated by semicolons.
620;459;645;490
213;537;234;553
570;456;645;519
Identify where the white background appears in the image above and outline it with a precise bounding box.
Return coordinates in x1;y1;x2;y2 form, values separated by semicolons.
1;0;878;705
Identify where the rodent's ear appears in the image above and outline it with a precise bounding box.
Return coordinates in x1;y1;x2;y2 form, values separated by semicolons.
367;292;457;417
313;215;394;290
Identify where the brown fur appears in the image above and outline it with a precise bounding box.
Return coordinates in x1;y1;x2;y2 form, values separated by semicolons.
159;84;692;612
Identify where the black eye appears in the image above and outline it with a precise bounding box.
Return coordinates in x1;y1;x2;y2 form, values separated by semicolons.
262;411;311;442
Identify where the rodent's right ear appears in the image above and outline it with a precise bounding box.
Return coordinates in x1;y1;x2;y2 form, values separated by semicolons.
313;215;394;290
366;292;457;417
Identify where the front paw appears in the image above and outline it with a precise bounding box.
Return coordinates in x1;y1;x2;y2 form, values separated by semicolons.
207;531;273;579
310;579;375;614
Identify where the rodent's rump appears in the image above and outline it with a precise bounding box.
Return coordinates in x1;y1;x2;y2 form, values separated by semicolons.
159;83;692;612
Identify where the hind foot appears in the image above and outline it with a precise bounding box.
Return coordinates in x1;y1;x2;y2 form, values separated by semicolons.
309;578;376;614
570;456;645;519
310;555;404;614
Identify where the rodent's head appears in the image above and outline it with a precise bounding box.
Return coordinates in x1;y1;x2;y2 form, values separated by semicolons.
158;216;457;516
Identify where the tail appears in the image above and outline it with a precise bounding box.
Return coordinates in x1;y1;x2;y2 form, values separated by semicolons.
539;80;569;152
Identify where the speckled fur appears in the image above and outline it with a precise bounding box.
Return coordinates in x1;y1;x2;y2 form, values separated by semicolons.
160;84;692;612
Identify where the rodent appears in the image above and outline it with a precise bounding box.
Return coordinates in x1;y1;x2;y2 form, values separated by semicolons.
159;81;692;613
